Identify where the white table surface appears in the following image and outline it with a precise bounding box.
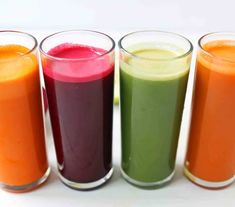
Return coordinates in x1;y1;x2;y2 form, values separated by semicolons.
0;30;235;207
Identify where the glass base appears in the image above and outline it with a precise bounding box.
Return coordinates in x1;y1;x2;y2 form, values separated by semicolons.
184;166;235;189
59;168;113;190
0;167;50;193
121;168;175;189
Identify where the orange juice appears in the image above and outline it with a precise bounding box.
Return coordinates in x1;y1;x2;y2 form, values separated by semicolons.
185;36;235;189
0;43;49;192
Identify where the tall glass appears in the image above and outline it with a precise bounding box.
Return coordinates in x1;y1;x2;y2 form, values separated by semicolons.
184;32;235;189
40;30;115;190
0;31;50;192
119;31;192;188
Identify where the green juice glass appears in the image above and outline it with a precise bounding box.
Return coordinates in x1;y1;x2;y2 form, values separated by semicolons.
119;31;193;188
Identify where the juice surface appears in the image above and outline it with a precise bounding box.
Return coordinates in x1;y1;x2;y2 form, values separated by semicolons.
185;40;235;182
120;46;189;183
43;44;114;182
0;45;48;186
44;43;112;82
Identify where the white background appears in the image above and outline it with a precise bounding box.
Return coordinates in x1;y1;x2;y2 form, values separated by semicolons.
0;0;235;206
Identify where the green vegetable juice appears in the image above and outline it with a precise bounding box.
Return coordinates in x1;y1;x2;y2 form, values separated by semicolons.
120;45;190;186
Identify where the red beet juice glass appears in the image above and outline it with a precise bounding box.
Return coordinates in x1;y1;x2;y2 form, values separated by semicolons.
39;30;115;190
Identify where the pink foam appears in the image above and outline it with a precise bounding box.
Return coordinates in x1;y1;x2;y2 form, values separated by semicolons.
43;43;113;82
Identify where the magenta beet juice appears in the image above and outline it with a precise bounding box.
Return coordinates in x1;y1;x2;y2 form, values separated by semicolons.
40;31;115;190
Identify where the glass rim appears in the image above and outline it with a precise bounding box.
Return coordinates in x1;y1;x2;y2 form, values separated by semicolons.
118;30;193;62
198;31;235;64
0;30;37;62
39;29;115;62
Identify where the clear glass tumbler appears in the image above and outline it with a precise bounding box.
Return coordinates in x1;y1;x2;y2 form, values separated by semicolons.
119;31;192;188
185;32;235;189
40;30;115;190
0;31;50;192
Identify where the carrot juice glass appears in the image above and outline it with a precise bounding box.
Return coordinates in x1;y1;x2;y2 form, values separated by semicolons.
184;32;235;189
0;31;50;192
40;30;114;190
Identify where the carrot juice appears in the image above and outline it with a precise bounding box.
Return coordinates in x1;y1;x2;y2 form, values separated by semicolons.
0;31;49;192
184;33;235;189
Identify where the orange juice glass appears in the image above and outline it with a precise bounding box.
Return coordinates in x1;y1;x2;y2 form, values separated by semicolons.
184;32;235;189
0;31;50;192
